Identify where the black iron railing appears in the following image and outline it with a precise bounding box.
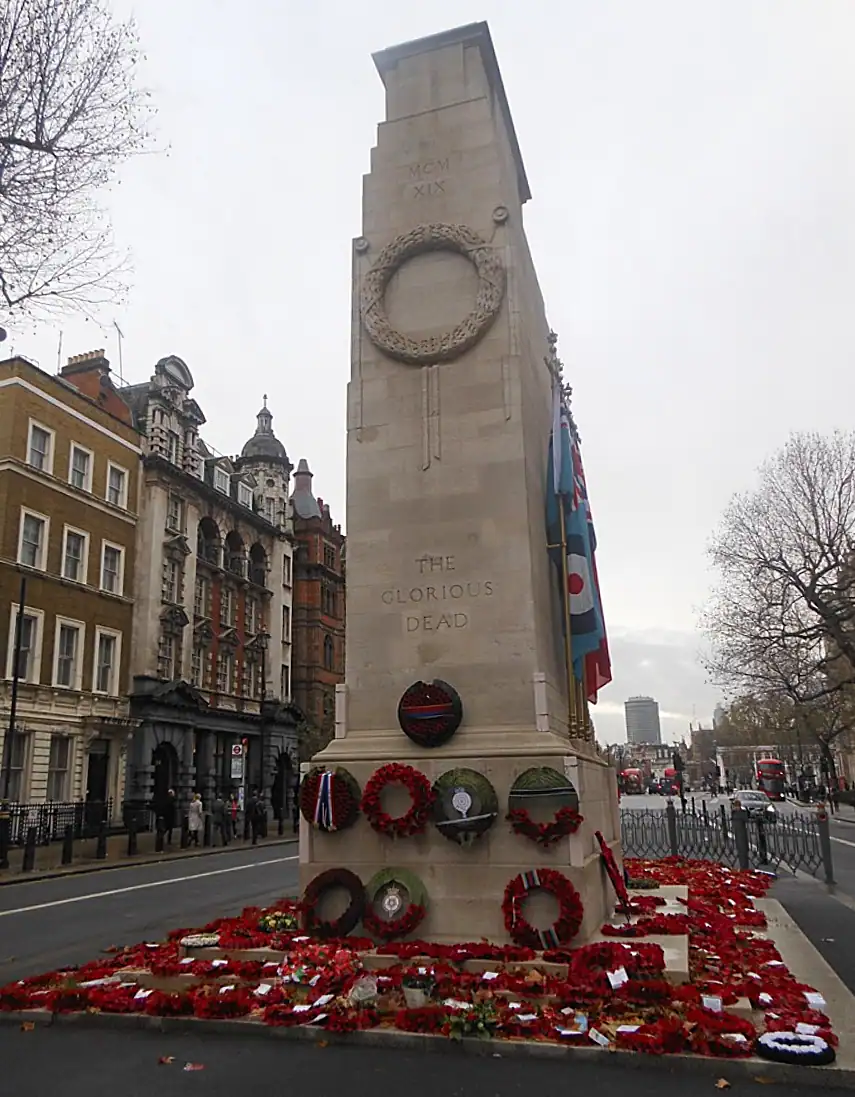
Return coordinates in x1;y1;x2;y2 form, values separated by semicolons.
2;799;118;845
620;801;831;880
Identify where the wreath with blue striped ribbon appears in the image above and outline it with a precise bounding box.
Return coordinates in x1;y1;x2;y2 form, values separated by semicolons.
502;868;584;950
299;767;361;832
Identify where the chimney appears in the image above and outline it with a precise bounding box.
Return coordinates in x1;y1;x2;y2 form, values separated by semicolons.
60;349;110;379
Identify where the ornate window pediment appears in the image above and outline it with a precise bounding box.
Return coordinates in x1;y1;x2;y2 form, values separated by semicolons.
160;605;189;632
194;619;215;645
164;535;191;560
219;626;238;648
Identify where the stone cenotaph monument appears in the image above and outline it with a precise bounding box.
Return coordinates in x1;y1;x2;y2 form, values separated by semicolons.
300;22;621;945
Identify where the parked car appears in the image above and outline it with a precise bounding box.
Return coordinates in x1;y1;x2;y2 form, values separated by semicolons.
730;790;776;820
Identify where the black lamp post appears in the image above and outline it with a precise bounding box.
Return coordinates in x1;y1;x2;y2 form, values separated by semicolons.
256;629;270;800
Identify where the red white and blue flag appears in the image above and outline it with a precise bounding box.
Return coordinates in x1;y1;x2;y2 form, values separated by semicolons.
546;381;612;703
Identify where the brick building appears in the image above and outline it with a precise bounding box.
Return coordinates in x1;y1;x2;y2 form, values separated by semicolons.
0;352;141;817
121;357;298;821
289;459;345;749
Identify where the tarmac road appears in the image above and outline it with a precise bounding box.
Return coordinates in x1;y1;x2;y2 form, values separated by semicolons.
0;843;299;984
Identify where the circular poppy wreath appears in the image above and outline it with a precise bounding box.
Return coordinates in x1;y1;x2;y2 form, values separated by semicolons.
397;679;463;748
502;868;584;950
432;768;498;845
755;1031;835;1066
299;766;361;832
507;767;582;848
301;868;365;939
363;867;428;941
361;763;435;838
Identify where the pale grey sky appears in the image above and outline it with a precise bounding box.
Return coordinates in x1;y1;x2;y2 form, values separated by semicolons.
9;1;855;743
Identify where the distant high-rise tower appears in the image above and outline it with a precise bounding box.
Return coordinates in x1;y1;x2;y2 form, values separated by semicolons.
625;696;662;745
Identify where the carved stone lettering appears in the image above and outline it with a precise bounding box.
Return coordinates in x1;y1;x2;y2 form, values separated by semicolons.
409;158;450;180
406;613;469;632
412;179;446;199
382;581;493;605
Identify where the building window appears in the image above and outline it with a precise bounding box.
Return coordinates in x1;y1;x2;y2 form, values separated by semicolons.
162;558;180;604
157;634;176;679
245;598;257;635
53;618;84;690
282;605;290;641
283;555;291;587
219;587;233;628
46;736;71;801
214;467;230;495
216;651;233;694
61;526;88;583
5;606;43;683
280;664;290;699
6;733;29;801
264;497;276;524
69;443;93;491
93;629;120;694
27;421;54;473
106;462;128;508
324;543;336;570
190;646;204;688
324;635;335;671
166;493;184;533
238;482;253;509
194;576;210;618
166;430;180;464
18;509;49;570
100;542;124;595
249;660;262;699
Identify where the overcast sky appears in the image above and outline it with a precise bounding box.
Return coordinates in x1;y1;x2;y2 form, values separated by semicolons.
9;1;855;743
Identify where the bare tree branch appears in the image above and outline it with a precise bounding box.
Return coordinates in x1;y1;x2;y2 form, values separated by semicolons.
0;0;153;318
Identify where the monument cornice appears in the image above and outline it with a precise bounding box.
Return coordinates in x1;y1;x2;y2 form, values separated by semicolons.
372;21;531;204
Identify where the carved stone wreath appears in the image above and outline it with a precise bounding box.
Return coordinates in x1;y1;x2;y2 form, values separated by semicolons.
360;223;506;365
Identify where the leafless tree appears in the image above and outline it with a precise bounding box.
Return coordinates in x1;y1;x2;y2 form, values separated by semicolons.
702;431;855;702
0;0;153;318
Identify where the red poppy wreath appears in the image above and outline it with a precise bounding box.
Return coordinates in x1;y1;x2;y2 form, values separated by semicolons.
502;868;584;950
361;763;435;838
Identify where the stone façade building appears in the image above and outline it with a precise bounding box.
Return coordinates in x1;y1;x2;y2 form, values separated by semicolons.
289;459;345;752
122;356;299;820
0;352;141;817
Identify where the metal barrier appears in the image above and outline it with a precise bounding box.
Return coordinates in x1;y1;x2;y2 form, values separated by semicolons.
3;799;115;845
620;800;831;881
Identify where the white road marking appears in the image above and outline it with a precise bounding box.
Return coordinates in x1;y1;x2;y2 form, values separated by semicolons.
830;835;855;849
0;855;299;918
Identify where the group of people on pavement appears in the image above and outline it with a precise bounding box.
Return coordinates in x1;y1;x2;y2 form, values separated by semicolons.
158;788;273;847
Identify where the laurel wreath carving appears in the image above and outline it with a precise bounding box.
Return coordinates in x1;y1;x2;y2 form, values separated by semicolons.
360;223;506;365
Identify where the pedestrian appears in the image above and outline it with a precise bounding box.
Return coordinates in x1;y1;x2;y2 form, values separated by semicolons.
248;788;263;845
212;793;229;846
163;788;177;846
830;787;839;815
229;793;239;839
188;792;203;846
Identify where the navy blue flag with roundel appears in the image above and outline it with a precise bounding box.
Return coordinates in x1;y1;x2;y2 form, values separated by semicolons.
546;382;611;698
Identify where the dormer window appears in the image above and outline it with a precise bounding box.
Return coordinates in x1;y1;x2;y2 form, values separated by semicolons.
214;467;230;495
238;483;253;509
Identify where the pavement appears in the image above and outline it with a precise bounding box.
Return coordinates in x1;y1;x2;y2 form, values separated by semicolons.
0;1023;827;1097
0;842;299;985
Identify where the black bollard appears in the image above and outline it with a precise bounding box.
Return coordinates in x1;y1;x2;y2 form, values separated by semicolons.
0;809;10;871
127;821;138;857
95;823;107;860
278;813;284;837
61;824;74;865
180;816;190;849
21;826;37;872
203;814;213;847
155;818;165;853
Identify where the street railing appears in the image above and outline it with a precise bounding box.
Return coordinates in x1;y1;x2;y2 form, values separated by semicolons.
2;799;115;845
620;800;832;881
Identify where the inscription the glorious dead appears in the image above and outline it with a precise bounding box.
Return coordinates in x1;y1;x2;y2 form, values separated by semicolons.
380;555;495;633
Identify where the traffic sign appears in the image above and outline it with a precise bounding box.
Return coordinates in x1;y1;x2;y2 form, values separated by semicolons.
231;743;243;757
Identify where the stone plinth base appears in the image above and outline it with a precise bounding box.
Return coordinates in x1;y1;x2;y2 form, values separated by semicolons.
299;743;621;946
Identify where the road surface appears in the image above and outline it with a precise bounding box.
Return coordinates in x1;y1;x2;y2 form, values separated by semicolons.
0;843;299;985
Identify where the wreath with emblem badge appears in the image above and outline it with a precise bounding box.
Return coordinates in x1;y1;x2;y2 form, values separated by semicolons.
432;768;498;845
362;868;427;941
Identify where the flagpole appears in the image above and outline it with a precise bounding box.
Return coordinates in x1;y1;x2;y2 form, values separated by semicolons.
556;493;579;736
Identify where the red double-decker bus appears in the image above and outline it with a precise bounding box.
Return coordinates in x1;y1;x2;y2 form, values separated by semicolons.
661;767;681;795
620;769;643;795
756;758;786;800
